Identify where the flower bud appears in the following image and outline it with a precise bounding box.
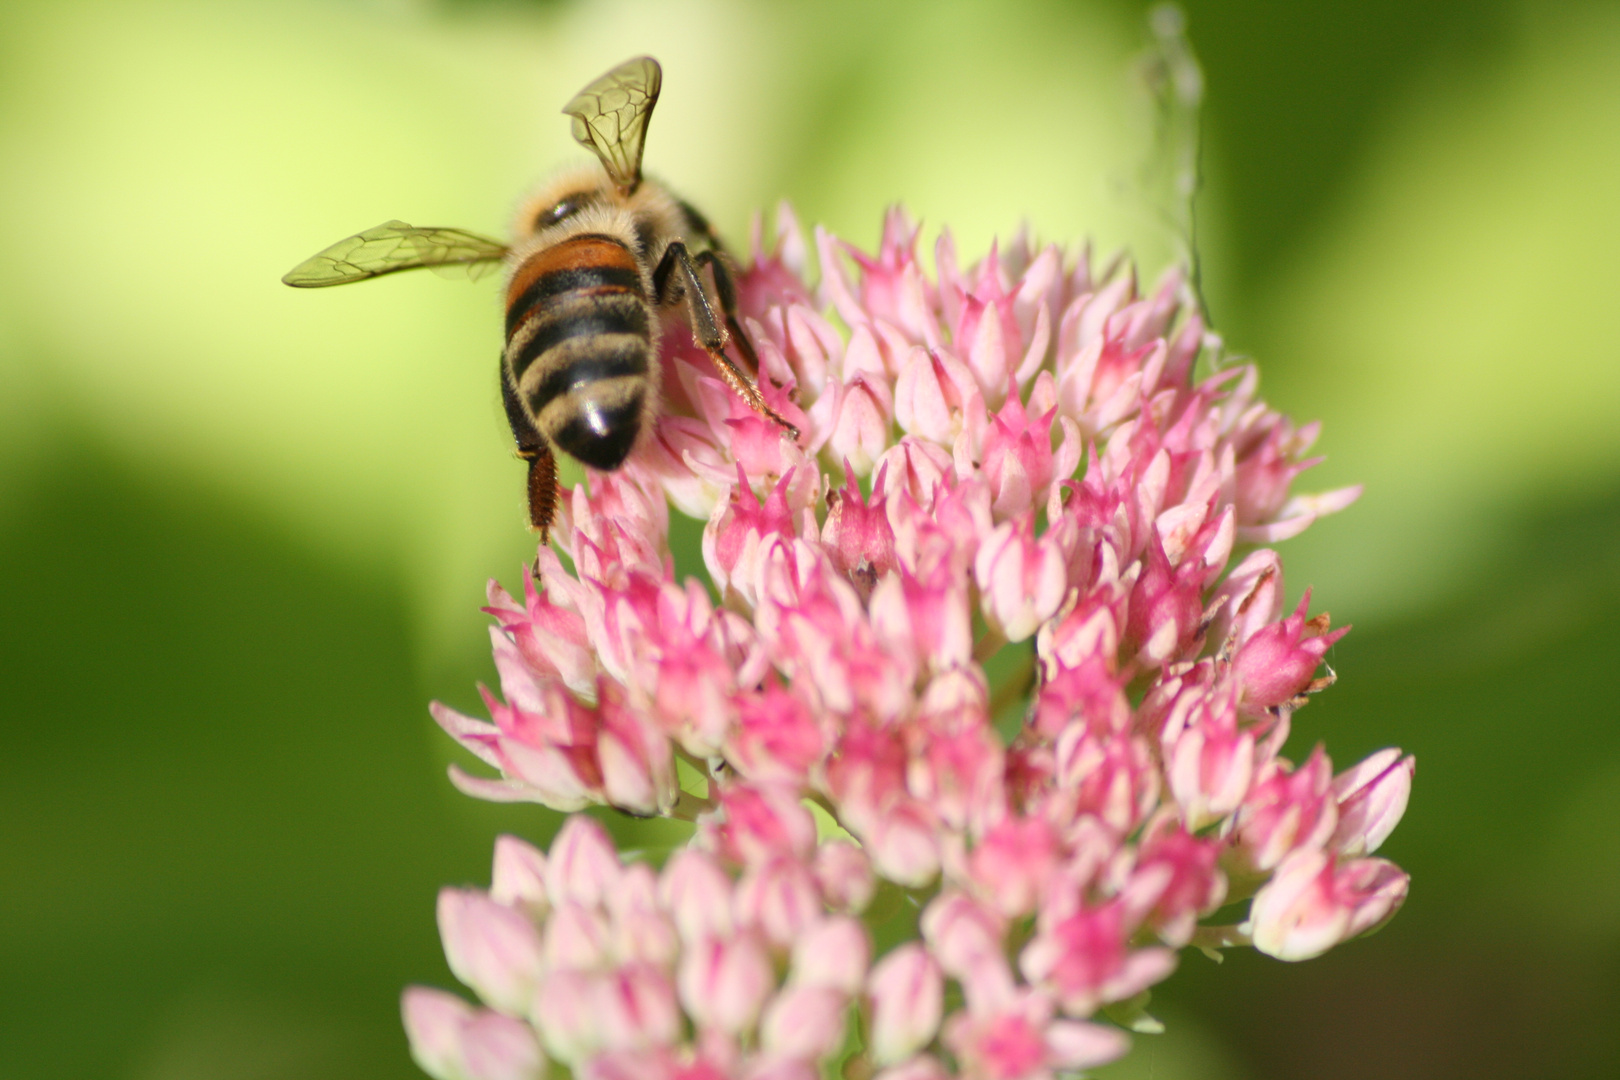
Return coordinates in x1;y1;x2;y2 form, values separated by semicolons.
608;864;679;968
1019;899;1176;1017
827;373;893;477
790;915;871;994
708;784;818;867
895;346;981;446
486;566;594;698
1205;548;1283;650
943;992;1129;1079
636;415;731;520
437;888;543;1016
728;681;825;784
978;374;1080;519
1331;748;1414;857
867;943;944;1065
1123;822;1227;947
1250;849;1409;961
974;512;1068;642
1055;726;1160;836
532;969;602;1064
861;799;942;889
920;891;1008;982
1231;747;1338;874
813;840;876;915
596;681;678;816
760;985;848;1062
490;835;549;920
402;986;470;1080
964;818;1061;918
678;933;776;1034
658;848;736;945
1028;655;1130;740
1164;720;1254;831
1230;590;1348;710
1126;532;1212;668
541;902;611;972
734;855;822;948
875;436;955;511
822;468;898;594
433;700;600;812
593;964;682;1053
402;987;545;1080
704;466;800;600
544;816;622;909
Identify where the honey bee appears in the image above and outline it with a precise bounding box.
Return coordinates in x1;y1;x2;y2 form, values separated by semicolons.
283;56;796;540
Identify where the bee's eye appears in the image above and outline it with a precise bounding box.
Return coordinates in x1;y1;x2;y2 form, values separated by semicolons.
535;194;589;231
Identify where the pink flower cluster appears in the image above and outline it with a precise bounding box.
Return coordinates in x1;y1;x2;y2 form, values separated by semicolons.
405;815;877;1080
414;208;1414;1080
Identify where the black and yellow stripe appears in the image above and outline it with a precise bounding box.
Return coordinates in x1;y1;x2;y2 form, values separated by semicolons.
503;233;652;471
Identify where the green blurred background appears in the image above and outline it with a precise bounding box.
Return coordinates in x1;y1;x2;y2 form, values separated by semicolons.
2;0;1618;1076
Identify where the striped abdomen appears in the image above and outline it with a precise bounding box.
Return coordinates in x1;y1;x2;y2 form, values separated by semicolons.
504;233;653;471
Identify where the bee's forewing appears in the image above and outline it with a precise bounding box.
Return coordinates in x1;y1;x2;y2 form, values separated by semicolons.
562;56;662;194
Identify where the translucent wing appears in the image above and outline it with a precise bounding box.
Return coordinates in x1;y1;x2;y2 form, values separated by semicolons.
562;56;662;194
282;221;508;287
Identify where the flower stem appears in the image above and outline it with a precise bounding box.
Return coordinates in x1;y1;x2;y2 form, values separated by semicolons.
973;628;1008;664
669;789;717;821
988;652;1037;720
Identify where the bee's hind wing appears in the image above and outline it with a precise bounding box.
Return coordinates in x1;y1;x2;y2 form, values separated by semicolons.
562;56;662;195
282;221;508;287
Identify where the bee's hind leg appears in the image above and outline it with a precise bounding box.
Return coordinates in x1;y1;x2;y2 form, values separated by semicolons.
523;444;559;545
500;355;561;560
654;241;798;440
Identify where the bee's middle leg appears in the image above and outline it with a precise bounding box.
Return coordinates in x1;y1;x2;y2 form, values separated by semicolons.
690;249;762;375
